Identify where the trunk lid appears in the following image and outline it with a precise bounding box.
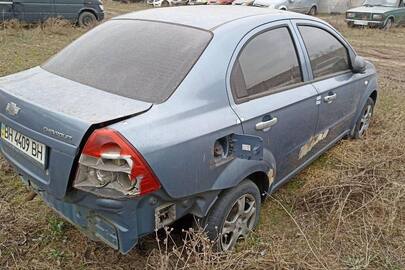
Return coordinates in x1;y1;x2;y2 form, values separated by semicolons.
0;67;152;198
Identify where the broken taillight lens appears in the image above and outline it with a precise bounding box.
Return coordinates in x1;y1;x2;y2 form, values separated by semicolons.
73;128;160;197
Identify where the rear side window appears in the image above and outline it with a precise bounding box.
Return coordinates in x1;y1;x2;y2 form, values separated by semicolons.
231;27;302;101
298;26;350;79
43;20;212;103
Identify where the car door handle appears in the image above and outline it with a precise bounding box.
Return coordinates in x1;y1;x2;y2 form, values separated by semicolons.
324;93;337;103
255;117;278;131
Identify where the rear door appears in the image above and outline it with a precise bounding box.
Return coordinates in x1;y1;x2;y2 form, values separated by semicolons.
13;0;53;22
54;0;83;20
289;0;306;13
293;21;365;153
228;20;319;185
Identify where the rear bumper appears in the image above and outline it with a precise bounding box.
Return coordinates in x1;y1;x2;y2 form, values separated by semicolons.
41;191;127;250
10;165;154;254
6;161;159;254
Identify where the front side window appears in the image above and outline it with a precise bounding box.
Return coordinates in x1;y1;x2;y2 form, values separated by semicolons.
298;26;350;79
231;27;302;100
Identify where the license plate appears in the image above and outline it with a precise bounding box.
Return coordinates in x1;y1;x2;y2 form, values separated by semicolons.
353;20;368;26
1;124;46;165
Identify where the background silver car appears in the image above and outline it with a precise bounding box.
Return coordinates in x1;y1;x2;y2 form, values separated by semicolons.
253;0;319;15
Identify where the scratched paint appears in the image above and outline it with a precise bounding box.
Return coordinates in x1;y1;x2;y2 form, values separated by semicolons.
267;168;275;186
299;129;329;159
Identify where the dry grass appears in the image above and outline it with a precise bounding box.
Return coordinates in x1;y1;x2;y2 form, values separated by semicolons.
0;5;404;269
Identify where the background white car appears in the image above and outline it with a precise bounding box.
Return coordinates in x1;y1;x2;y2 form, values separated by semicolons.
147;0;188;7
253;0;319;15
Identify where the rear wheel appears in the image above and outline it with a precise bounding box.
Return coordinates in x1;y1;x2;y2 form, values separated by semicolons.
201;180;261;251
308;6;317;16
353;97;375;139
78;11;97;27
161;0;170;6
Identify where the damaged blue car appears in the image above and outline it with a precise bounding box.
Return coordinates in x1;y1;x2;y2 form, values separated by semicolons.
0;6;377;253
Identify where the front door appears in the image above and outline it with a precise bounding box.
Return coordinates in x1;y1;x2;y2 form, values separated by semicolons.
295;22;365;153
13;0;53;22
54;0;83;20
228;21;319;185
289;0;306;13
397;0;405;25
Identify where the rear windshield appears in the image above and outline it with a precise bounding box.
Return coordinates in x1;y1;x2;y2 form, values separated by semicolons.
42;20;212;103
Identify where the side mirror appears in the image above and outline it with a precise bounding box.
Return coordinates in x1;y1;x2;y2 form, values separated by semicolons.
352;56;366;74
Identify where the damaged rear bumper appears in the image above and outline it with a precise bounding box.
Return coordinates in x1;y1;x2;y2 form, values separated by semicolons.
15;171;164;254
40;190;138;252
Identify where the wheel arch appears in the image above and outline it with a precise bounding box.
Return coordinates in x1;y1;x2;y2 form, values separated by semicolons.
78;8;98;22
246;171;271;200
370;90;377;104
161;0;172;6
350;79;378;137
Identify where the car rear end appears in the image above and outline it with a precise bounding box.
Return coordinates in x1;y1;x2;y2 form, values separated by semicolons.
0;18;213;253
0;67;156;252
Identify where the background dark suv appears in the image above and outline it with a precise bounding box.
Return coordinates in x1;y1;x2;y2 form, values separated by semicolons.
0;0;104;26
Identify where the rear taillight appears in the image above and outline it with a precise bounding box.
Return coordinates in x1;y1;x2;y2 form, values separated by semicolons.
73;128;160;197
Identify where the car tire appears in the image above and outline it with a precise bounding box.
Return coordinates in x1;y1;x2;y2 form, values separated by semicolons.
161;0;170;6
383;18;393;31
308;6;317;16
347;21;355;28
200;179;261;252
78;11;97;27
353;97;375;139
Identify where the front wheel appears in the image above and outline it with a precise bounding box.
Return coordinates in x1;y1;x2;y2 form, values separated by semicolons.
78;11;97;27
383;18;393;31
353;97;375;139
201;180;261;251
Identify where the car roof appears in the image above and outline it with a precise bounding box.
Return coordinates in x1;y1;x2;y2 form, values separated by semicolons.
114;5;311;31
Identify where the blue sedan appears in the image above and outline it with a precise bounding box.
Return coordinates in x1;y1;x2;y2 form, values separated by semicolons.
0;6;377;253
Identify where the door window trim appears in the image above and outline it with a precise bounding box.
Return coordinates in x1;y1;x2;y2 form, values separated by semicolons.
294;22;354;82
228;21;307;104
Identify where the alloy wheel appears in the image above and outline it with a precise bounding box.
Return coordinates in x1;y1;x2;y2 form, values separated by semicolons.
220;194;257;251
358;104;373;137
